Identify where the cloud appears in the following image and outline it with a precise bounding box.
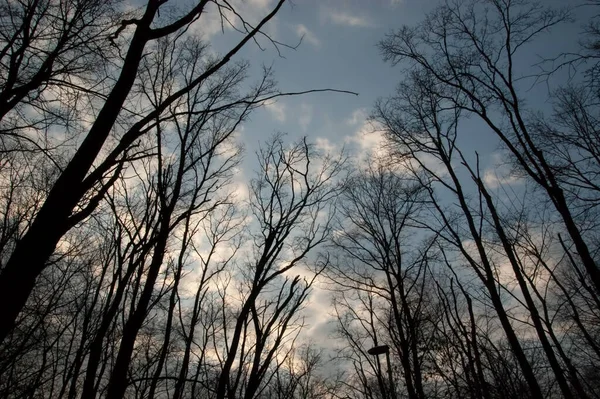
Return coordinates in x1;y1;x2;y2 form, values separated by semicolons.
264;100;286;122
311;109;388;166
315;137;337;153
348;123;384;154
218;128;243;160
303;287;337;337
189;3;223;39
298;103;313;131
483;153;523;189
322;8;373;28
344;119;390;167
483;169;523;189
345;112;381;151
295;24;321;47
345;108;368;126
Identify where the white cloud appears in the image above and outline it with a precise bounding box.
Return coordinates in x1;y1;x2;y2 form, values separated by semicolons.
303;287;336;336
345;108;368;126
295;24;321;48
322;8;373;28
344;119;390;166
264;100;286;122
218;128;243;160
483;169;523;189
347;119;382;151
315;137;337;153
298;103;313;131
483;153;523;188
189;3;223;39
416;152;449;177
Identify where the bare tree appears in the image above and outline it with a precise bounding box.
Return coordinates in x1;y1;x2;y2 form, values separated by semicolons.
367;1;600;397
0;0;328;342
327;161;438;399
377;0;600;297
213;135;344;399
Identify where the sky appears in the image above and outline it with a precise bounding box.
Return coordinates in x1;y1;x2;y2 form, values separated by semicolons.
188;0;592;347
202;0;441;161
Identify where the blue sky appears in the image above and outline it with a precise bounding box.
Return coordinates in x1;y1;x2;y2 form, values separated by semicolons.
203;1;442;162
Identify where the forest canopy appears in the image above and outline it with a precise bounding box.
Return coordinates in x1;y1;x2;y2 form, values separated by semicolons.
0;0;599;398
